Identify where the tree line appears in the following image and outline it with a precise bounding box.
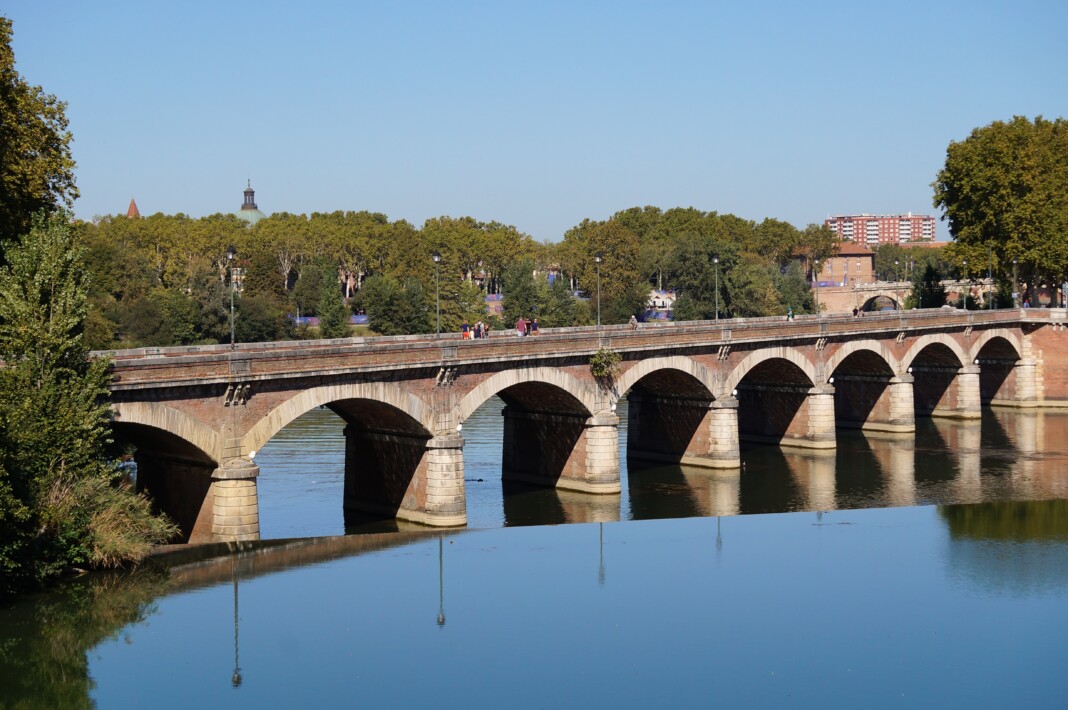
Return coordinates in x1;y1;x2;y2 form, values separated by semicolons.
77;207;848;346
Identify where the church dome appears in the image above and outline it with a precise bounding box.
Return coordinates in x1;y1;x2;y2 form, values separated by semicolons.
235;181;266;225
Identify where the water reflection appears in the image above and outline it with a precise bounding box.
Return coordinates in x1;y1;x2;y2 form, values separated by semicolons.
0;570;171;709
5;498;1068;707
251;405;1068;540
940;500;1068;596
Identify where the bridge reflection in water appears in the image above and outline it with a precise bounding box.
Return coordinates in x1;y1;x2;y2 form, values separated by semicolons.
249;400;1068;539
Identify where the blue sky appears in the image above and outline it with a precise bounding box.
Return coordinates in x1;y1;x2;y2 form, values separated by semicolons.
6;1;1066;241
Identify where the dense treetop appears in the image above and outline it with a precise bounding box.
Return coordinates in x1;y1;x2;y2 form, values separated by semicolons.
934;116;1068;282
0;17;77;247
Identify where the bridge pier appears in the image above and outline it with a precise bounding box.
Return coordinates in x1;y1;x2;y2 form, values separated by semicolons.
502;407;621;494
940;364;982;419
627;394;740;469
342;426;467;528
794;386;837;450
210;457;261;542
423;434;468;526
1007;358;1039;406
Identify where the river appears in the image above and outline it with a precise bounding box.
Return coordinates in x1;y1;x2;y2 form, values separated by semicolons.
2;402;1067;707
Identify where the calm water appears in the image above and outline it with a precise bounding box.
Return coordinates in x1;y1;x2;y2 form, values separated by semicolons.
2;404;1068;707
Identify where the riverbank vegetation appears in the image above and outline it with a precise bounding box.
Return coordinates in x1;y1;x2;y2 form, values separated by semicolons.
0;17;177;597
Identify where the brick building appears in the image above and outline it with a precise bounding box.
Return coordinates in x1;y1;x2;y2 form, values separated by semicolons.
825;213;935;246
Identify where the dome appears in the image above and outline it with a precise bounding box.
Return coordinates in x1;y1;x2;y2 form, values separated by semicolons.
235;181;267;226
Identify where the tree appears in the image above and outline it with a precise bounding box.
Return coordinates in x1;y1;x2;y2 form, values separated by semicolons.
540;276;579;328
316;279;351;339
776;261;815;314
0;214;176;594
933;116;1068;283
0;18;77;247
501;257;545;326
356;274;431;336
726;259;782;317
234;294;295;343
907;264;947;310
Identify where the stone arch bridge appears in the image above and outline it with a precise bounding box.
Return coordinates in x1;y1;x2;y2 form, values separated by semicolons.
104;308;1068;544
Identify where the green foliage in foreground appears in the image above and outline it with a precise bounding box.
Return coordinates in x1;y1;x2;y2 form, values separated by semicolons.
0;214;177;597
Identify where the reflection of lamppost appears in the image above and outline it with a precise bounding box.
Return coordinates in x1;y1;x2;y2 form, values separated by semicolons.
437;534;446;628
231;556;242;688
713;255;720;322
594;251;603;328
813;257;820;314
598;522;605;586
226;245;237;349
432;251;441;338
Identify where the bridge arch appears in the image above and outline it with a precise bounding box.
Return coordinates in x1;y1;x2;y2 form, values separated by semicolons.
859;290;906;311
970;328;1023;362
453;366;599;425
825;340;899;377
111;401;221;463
902;333;969;369
614;355;717;401
244;381;433;456
723;346;818;395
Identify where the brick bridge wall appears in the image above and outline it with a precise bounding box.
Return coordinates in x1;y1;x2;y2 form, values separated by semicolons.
103;308;1068;543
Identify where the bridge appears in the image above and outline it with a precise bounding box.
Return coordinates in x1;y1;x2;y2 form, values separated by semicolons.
102;308;1068;544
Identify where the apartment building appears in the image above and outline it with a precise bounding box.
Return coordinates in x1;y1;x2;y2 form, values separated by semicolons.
824;213;935;246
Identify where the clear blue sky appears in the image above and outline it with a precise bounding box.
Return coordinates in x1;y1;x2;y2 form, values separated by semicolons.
6;1;1067;241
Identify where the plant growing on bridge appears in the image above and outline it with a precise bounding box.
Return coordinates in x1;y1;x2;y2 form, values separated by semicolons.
589;346;621;385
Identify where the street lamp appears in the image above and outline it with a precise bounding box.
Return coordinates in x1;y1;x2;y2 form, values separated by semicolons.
988;248;994;310
432;251;441;338
226;245;236;349
1013;258;1019;307
713;255;720;321
813;257;820;314
594;251;603;327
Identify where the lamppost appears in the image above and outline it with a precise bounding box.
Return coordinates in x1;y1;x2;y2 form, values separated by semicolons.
988;248;994;310
432;251;441;338
962;259;968;309
1013;258;1019;307
594;251;603;327
226;245;236;349
894;258;901;309
813;257;820;314
713;255;720;321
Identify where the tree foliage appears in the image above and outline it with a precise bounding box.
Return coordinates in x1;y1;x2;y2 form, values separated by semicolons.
0;214;176;595
0;18;78;247
933;116;1068;283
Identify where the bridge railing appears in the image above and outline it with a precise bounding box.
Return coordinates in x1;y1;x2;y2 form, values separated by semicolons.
99;308;1057;390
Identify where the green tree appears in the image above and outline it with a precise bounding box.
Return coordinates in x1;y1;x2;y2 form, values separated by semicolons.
907;264;947;309
501;257;545;326
356;274;431;336
726;259;781;317
776;261;815;314
0;214;176;594
316;279;351;339
933;116;1068;283
540;276;579;328
234;294;295;343
0;18;78;246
